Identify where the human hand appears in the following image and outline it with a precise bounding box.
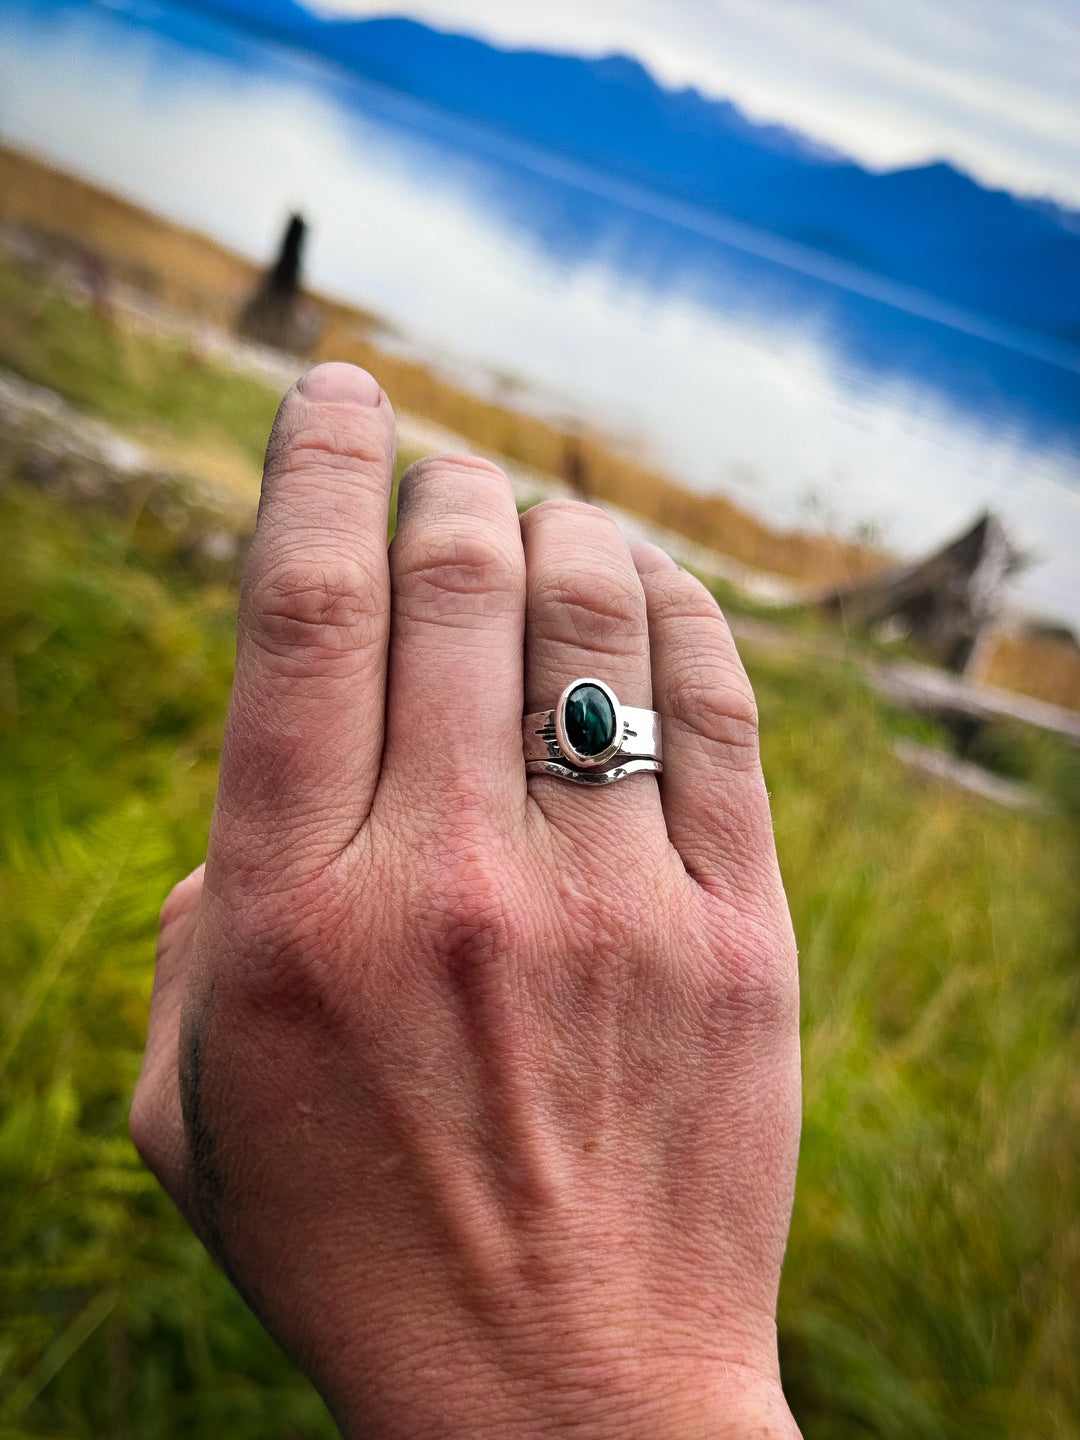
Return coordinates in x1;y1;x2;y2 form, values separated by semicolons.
131;363;802;1439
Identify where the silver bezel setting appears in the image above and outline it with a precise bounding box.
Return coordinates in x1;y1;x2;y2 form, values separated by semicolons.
554;676;623;769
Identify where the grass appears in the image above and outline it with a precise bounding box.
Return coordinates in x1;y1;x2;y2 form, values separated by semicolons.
975;630;1080;713
0;478;335;1438
0;254;281;495
2;481;1078;1438
759;655;1080;1436
1;252;1079;1438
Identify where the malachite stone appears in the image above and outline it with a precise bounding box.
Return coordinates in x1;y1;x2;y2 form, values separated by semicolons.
564;683;616;758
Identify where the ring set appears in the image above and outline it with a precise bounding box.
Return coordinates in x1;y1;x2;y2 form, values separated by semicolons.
523;678;662;786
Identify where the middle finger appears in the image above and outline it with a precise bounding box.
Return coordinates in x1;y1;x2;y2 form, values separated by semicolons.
377;455;527;825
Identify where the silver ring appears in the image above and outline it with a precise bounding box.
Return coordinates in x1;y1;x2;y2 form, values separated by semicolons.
523;677;662;786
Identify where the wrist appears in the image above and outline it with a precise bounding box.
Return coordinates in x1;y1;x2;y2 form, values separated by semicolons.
329;1345;799;1440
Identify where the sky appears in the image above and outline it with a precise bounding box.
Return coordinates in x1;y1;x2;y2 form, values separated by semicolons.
312;0;1080;207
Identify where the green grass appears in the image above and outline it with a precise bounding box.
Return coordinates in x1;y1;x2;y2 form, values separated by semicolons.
0;260;281;471
757;656;1080;1437
1;266;1079;1437
0;476;337;1437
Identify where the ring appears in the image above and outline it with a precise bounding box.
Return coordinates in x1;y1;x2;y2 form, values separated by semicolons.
523;678;662;786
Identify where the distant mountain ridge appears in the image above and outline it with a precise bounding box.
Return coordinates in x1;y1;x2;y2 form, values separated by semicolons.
183;0;1080;348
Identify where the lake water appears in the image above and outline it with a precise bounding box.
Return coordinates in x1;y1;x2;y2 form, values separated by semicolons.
3;0;1079;625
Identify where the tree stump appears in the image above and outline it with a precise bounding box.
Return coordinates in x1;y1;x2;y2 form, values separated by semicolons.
237;213;323;356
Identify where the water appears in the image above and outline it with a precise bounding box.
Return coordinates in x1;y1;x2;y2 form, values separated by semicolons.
3;0;1078;625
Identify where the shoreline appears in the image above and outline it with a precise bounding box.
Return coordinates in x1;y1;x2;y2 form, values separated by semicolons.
0;142;885;591
3;142;1079;712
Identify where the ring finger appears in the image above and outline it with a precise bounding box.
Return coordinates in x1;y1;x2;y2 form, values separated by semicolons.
520;499;664;839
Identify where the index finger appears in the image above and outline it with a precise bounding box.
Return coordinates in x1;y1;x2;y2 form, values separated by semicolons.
213;363;396;871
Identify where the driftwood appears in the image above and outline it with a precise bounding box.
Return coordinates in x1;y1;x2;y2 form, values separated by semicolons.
237;213;323;356
893;739;1052;812
821;512;1023;672
869;661;1080;746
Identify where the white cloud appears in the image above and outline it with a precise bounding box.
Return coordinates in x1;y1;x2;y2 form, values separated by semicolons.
310;0;1080;205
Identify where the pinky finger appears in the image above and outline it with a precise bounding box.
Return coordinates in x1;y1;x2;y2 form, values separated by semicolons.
631;545;780;904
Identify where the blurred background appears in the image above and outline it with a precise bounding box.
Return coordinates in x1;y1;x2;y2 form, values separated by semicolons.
1;1;1078;1435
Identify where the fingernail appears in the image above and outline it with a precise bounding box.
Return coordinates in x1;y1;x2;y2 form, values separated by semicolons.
299;362;381;406
632;542;678;573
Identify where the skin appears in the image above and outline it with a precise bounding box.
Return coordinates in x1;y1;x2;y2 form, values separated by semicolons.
130;362;803;1439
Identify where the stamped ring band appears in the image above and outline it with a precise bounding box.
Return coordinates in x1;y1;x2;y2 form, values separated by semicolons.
523;677;663;786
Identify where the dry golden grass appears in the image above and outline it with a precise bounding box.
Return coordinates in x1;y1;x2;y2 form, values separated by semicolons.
318;311;888;588
976;630;1080;712
0;145;261;323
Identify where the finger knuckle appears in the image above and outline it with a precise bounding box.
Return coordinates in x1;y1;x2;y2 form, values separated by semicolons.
247;553;383;671
394;523;522;613
527;497;610;525
725;956;800;1037
402;453;510;491
128;1083;155;1160
667;659;760;766
396;454;511;530
230;874;349;1026
534;564;647;655
265;413;387;481
129;1080;172;1179
648;571;722;625
420;847;522;994
701;904;800;1031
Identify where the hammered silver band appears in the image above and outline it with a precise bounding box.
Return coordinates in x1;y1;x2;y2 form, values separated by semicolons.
523;678;662;786
524;755;663;786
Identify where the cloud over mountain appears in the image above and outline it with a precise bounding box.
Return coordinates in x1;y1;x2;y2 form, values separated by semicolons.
189;0;1080;348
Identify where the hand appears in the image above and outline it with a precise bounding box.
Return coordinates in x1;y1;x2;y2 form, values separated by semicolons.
131;363;802;1439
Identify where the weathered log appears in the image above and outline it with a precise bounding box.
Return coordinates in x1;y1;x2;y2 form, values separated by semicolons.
237;213;323;356
820;512;1023;672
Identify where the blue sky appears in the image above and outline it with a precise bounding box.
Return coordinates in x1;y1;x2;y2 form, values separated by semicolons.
312;0;1080;206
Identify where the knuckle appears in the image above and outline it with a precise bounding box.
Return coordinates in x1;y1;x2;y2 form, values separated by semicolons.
229;873;349;1026
701;902;799;1030
527;497;610;525
396;453;512;530
727;954;799;1036
419;846;521;993
394;523;522;610
247;553;383;669
667;659;760;765
129;1077;178;1185
648;570;722;625
265;412;387;480
534;565;647;653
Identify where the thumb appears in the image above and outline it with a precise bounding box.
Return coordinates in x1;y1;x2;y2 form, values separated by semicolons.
130;864;204;1200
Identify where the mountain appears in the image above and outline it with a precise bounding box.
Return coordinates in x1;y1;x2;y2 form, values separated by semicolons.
183;0;1080;348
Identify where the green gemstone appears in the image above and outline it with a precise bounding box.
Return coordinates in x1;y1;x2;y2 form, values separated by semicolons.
564;683;616;758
